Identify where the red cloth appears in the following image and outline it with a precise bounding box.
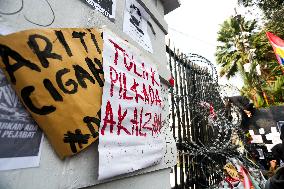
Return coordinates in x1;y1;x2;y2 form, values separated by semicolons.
266;32;284;67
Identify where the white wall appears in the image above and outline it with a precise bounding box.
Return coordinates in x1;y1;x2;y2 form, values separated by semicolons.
0;0;171;79
0;1;176;188
87;168;171;189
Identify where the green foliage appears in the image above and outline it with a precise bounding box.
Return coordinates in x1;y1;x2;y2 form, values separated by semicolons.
264;75;284;101
238;0;284;38
238;0;284;19
216;2;284;108
216;16;257;79
256;93;265;107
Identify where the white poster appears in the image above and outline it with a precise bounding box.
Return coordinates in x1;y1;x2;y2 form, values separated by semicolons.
83;0;116;22
251;135;263;144
99;30;164;180
123;0;153;53
0;71;43;171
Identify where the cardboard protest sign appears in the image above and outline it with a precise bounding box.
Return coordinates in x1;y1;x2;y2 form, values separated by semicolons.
0;28;103;158
98;30;164;180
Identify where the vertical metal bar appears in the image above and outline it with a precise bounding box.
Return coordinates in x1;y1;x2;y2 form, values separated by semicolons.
193;67;200;188
178;54;187;188
191;67;197;188
200;69;206;145
191;69;197;143
188;63;194;140
185;60;191;142
181;55;190;187
185;61;193;188
167;41;178;189
174;49;184;189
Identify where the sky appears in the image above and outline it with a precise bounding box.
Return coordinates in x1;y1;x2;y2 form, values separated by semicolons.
165;0;244;91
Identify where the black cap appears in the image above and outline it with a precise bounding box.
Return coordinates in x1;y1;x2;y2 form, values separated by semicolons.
271;143;284;161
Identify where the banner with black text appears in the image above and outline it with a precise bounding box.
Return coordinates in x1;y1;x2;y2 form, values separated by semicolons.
0;28;103;158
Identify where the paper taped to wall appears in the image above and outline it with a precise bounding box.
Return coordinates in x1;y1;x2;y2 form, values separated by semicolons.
123;0;153;53
0;70;43;171
99;30;164;180
83;0;116;22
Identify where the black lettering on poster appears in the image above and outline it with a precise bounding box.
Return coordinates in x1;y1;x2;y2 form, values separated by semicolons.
82;0;116;22
129;4;144;35
63;129;90;153
28;34;62;68
0;45;41;84
0;71;42;158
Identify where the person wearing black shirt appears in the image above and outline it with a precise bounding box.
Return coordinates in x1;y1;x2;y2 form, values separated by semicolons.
226;96;255;129
265;143;284;189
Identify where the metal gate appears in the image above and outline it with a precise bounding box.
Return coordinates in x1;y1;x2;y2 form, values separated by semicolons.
167;43;240;189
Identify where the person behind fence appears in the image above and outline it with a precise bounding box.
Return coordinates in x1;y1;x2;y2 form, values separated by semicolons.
225;96;255;128
265;141;284;188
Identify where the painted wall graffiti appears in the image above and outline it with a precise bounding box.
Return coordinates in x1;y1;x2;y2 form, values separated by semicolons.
0;0;55;27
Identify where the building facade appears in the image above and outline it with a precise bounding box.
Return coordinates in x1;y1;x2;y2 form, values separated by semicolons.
0;0;180;189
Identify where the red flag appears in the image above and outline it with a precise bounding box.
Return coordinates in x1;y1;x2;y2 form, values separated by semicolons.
266;32;284;66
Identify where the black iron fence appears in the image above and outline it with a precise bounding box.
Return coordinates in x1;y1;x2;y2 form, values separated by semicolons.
166;43;242;189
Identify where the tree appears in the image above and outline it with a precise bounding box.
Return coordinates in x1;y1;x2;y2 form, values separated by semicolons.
216;0;284;107
237;0;284;19
216;13;284;107
216;15;265;106
216;16;257;79
238;0;284;38
237;0;284;106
